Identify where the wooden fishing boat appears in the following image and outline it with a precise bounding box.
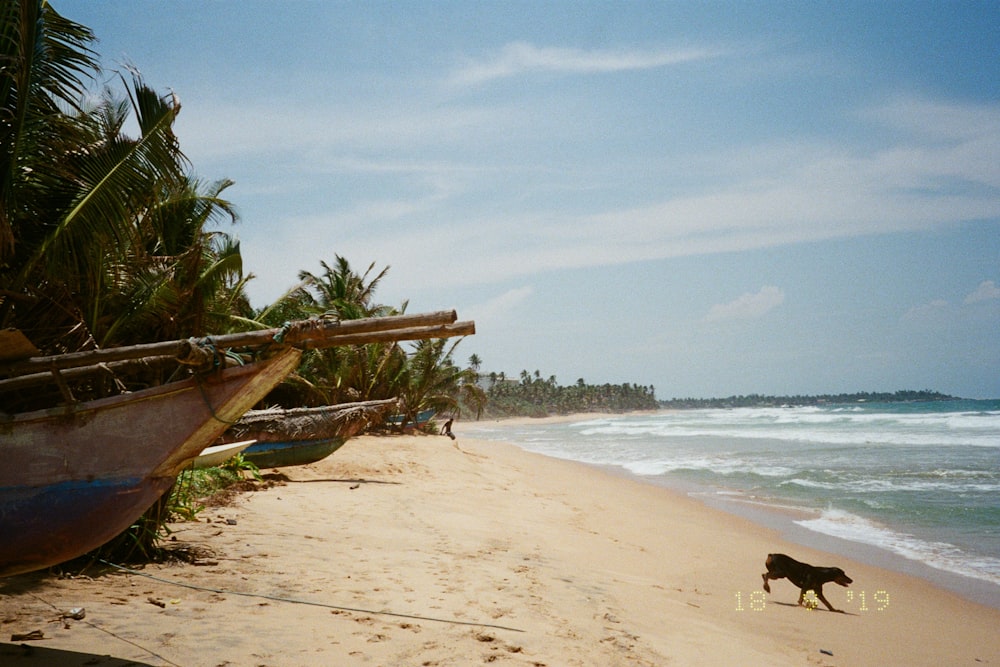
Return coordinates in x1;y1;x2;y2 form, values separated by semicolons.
0;348;301;577
242;437;347;469
193;439;257;469
0;311;474;576
222;399;399;468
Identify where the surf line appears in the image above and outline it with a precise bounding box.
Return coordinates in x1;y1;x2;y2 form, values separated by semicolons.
99;559;526;633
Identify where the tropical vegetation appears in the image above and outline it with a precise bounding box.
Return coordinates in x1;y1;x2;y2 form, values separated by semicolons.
0;1;477;419
1;3;248;412
0;2;480;562
253;256;486;423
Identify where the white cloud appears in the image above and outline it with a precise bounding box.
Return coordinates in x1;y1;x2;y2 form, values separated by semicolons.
903;299;950;321
705;286;785;322
464;286;534;324
964;280;1000;304
197;71;1000;306
174;99;526;164
902;282;1000;322
450;41;726;85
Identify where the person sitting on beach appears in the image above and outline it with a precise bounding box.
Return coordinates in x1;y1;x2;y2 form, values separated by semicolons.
441;418;455;440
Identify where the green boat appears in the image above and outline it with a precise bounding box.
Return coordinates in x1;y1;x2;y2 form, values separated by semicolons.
220;399;399;469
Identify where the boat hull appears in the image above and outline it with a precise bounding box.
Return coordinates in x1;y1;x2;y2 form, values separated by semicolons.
0;348;301;577
220;399;398;469
0;477;175;577
192;440;256;469
242;437;347;469
386;408;436;429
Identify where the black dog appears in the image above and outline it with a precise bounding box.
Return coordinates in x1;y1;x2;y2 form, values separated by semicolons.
762;553;853;612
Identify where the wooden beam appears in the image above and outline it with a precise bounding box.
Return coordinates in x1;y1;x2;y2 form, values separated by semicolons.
0;319;474;393
0;310;459;376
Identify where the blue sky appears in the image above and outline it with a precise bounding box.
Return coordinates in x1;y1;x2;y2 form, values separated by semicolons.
57;1;1000;398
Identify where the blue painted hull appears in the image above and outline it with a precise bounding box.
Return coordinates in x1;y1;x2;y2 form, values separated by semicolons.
0;478;174;576
242;437;347;469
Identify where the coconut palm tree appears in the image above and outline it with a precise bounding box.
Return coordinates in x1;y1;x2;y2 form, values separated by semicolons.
96;174;243;346
0;2;243;359
0;1;255;560
298;256;395;320
0;1;98;263
394;337;486;425
0;1;249;414
255;256;407;407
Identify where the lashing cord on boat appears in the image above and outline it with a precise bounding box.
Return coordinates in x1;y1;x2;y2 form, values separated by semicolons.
195;377;240;425
98;559;526;633
191;337;246;426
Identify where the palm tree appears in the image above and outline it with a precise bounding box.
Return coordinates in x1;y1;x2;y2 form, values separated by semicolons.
96;175;242;347
0;2;254;559
0;3;250;414
468;354;482;373
298;256;395;320
256;256;407;407
0;1;99;263
395;337;486;424
0;2;241;358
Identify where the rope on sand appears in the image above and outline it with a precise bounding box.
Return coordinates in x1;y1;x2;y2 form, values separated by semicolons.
26;591;183;667
99;560;526;633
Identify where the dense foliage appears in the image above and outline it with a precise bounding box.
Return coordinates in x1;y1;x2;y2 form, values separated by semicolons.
0;2;481;562
0;2;477;420
0;2;248;411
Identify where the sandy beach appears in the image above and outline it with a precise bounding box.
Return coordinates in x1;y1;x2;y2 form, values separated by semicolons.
3;424;999;666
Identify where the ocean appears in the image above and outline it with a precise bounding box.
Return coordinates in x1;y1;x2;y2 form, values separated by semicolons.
465;400;1000;608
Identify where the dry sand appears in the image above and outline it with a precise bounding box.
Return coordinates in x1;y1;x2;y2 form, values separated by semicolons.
3;425;1000;666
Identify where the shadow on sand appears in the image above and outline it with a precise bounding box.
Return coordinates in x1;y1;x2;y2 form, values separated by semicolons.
0;642;159;666
293;477;402;485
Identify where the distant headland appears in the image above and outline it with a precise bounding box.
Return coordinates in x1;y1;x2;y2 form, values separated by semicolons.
659;389;958;409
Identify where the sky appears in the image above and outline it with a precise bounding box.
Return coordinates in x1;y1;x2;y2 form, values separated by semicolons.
56;1;1000;399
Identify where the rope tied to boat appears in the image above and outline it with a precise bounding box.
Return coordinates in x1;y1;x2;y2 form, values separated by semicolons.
272;314;340;346
177;337;245;371
182;337;245;425
272;321;293;343
195;378;241;426
177;337;222;370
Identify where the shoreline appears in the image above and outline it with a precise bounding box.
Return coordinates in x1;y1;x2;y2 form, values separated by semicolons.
2;429;999;665
466;411;1000;611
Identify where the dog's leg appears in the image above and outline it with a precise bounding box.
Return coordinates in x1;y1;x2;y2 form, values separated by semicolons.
761;572;771;593
815;588;842;613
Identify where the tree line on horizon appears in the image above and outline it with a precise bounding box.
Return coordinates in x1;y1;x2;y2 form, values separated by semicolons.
469;368;659;417
660;389;957;409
